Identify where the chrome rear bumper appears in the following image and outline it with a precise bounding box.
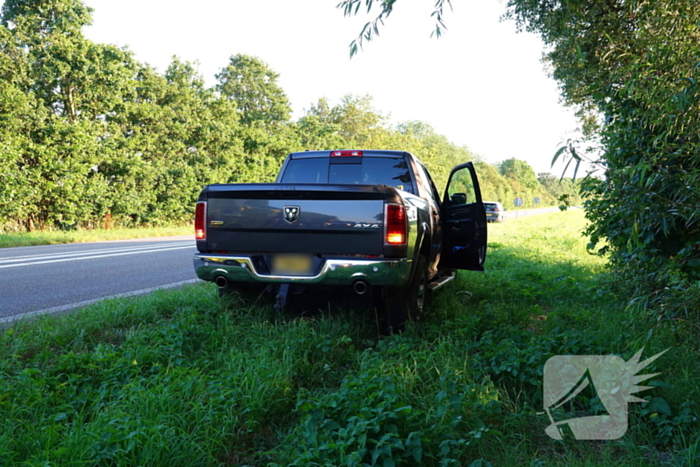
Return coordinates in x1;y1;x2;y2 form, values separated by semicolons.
193;254;410;287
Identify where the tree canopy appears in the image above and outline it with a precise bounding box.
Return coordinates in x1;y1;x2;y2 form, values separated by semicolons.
216;54;292;126
0;0;574;233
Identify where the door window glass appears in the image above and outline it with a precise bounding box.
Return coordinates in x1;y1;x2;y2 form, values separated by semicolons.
446;167;476;205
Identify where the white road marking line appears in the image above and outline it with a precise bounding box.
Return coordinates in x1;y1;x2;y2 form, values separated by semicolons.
0;279;202;324
0;242;193;264
0;245;195;269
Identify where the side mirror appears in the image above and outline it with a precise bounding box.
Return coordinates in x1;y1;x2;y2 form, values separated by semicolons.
450;193;467;205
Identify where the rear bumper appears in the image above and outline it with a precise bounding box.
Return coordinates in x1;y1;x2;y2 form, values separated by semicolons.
193;253;411;287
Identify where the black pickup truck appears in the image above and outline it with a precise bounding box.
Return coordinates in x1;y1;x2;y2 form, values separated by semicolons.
193;149;487;331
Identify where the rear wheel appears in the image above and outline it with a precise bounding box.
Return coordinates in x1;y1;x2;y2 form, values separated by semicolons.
384;255;428;333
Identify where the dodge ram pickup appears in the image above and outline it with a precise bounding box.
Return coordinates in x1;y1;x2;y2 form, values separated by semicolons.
193;149;487;331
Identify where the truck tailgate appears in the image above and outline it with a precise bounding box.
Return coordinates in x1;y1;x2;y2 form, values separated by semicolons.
203;184;394;255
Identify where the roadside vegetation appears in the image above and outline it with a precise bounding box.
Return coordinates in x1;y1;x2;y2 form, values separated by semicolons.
0;225;192;249
0;0;579;236
1;211;697;466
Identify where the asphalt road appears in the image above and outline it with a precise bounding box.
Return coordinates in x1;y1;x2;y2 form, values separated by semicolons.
0;236;198;323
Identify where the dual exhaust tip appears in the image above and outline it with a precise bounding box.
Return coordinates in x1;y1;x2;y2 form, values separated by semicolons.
352;280;369;295
215;275;370;296
215;276;228;289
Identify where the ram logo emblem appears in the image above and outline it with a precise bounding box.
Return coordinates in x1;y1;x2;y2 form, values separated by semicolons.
283;206;300;224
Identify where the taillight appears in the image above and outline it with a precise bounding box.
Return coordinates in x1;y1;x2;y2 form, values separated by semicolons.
194;201;206;240
330;150;363;157
385;204;406;245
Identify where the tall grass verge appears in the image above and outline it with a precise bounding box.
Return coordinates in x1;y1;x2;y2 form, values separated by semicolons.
0;225;192;249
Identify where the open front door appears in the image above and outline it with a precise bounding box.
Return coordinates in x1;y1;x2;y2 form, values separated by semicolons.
439;162;487;271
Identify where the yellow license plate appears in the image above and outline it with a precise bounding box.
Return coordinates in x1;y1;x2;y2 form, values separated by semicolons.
272;254;312;275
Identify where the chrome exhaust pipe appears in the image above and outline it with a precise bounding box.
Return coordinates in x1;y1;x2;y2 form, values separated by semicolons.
214;276;228;289
353;280;369;295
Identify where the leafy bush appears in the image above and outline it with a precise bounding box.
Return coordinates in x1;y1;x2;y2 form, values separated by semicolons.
275;343;497;467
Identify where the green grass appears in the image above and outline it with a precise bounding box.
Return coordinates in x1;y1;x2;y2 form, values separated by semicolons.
1;210;698;466
0;225;193;248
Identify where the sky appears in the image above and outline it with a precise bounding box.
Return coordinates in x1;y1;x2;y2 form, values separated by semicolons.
81;0;582;176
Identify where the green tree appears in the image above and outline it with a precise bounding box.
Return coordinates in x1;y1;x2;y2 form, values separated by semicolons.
498;158;539;192
216;54;292;126
296;98;347;150
0;0;251;229
474;162;513;205
0;0;115;229
297;94;398;154
318;94;392;148
537;172;581;207
395;120;477;189
101;57;247;224
498;158;542;208
216;54;298;181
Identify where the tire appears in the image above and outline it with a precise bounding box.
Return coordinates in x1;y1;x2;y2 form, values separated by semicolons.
384;255;428;333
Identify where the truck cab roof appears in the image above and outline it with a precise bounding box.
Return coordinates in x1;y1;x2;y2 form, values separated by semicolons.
288;149;412;159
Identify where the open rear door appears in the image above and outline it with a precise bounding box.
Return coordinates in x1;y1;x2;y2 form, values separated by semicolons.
439;162;487;271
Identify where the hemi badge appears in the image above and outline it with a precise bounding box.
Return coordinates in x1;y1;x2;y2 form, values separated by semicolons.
210;220;224;226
